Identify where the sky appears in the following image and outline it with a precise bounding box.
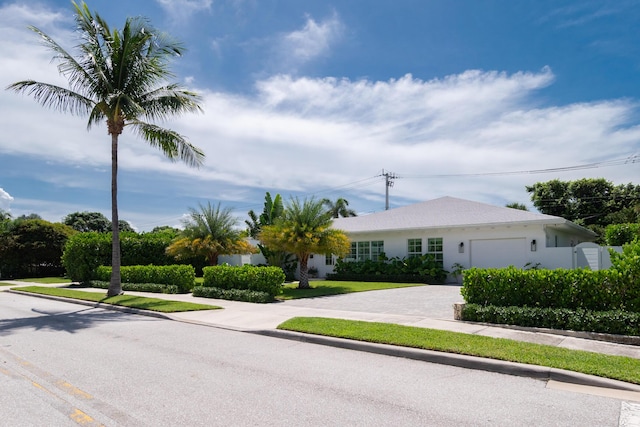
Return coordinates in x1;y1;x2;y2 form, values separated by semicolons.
1;0;639;231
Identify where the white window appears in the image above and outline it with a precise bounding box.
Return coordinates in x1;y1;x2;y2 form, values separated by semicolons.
349;241;384;261
407;238;422;258
427;237;443;267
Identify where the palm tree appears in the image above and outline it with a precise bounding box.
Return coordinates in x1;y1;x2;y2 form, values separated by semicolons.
322;198;357;218
6;2;204;296
167;202;255;266
260;197;350;289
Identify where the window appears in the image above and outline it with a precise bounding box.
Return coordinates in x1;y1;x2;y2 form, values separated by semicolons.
349;241;384;261
427;237;443;267
407;238;422;258
325;253;334;265
371;241;384;261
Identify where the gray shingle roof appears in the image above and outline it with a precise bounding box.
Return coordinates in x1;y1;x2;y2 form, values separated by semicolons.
331;196;592;235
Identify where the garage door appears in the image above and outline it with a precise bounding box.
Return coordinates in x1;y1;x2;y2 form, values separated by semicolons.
470;238;527;269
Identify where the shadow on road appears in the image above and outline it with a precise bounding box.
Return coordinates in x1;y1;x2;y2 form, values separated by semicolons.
0;306;153;336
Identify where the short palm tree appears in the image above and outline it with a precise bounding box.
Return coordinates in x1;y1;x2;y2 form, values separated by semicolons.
167;202;255;266
260;197;350;288
322;198;357;218
6;2;204;296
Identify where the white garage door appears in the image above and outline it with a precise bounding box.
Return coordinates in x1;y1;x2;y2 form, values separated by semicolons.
470;238;527;269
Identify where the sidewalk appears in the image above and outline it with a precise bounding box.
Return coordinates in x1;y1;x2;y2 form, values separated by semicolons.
4;281;640;396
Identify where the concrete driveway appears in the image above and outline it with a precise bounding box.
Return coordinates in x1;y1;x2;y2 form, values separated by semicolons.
280;284;464;320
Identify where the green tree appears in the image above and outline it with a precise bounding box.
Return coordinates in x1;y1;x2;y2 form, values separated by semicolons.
7;2;204;296
245;192;284;238
167;202;255;266
322;197;357;218
505;202;529;211
259;197;350;289
0;219;76;278
64;211;111;232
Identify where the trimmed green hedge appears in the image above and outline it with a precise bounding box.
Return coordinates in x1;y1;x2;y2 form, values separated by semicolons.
96;265;195;293
89;280;180;294
461;266;640;312
462;304;640;336
328;255;447;284
604;223;640;246
192;286;273;303
202;265;285;298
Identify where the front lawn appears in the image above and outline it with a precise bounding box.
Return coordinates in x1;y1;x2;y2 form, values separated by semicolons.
1;277;72;284
13;286;221;313
278;281;424;300
278;317;640;385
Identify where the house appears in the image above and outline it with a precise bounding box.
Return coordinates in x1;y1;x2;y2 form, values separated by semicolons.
310;196;599;281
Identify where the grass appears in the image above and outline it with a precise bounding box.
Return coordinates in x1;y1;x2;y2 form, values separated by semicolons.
278;281;424;300
13;286;221;313
1;277;72;284
278;317;640;385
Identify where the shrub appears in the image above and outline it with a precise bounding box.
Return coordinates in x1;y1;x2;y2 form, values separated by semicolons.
461;304;640;336
202;265;285;298
604;224;640;246
328;254;447;284
89;280;180;294
96;265;195;293
192;286;273;303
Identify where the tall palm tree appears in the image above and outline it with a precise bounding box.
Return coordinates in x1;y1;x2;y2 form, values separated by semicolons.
322;197;357;218
260;197;350;289
167;202;255;266
6;2;204;296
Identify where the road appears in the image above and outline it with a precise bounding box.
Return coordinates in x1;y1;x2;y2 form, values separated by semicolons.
0;291;632;426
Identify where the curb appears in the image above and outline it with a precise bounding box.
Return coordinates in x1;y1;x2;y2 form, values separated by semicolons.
253;329;640;393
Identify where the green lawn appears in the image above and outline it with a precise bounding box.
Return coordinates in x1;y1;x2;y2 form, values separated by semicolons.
1;277;72;284
13;286;221;313
278;281;424;300
278;317;640;385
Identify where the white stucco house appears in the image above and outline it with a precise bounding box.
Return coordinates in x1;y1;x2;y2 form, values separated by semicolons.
309;196;600;281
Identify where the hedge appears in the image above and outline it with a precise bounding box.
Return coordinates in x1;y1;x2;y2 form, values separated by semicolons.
461;266;640;312
192;286;273;303
96;265;195;293
89;280;180;294
461;304;640;336
202;265;285;298
328;255;447;284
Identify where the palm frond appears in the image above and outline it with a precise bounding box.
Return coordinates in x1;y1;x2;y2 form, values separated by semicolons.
129;121;204;168
6;81;94;116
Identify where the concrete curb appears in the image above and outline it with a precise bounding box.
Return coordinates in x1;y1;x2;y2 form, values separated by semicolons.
253;329;640;393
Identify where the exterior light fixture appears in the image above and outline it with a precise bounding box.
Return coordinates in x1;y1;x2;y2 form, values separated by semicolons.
531;239;537;252
458;242;464;253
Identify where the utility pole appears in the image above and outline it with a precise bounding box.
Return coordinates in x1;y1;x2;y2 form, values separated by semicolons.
381;169;397;210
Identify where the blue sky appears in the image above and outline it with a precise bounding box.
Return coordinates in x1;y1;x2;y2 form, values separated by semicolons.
1;0;639;231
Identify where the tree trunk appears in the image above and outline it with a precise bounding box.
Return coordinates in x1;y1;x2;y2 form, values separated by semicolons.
107;133;122;297
298;254;310;289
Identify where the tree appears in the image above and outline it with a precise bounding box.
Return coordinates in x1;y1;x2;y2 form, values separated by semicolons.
527;178;640;227
505;202;528;211
0;219;76;278
259;197;350;289
7;2;204;296
64;211;111;232
322;197;357;218
166;202;255;266
245;192;297;279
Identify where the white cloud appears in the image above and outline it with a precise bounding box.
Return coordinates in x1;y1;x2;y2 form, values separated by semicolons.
275;12;343;71
0;188;14;211
155;0;213;24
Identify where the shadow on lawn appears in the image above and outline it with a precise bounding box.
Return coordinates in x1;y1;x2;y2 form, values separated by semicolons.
279;285;351;300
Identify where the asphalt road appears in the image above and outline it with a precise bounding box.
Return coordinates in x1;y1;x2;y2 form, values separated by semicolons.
0;292;630;426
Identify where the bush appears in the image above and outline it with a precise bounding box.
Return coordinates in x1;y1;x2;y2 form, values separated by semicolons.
461;304;640;336
461;266;640;312
328;254;448;284
202;265;285;297
62;231;207;282
89;280;180;294
604;224;640;246
192;286;273;303
96;265;195;293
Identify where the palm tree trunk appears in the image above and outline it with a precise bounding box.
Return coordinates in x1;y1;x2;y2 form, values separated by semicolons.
107;133;122;296
298;254;310;289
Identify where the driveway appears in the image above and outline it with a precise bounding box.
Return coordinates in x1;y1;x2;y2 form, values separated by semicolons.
281;284;464;320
